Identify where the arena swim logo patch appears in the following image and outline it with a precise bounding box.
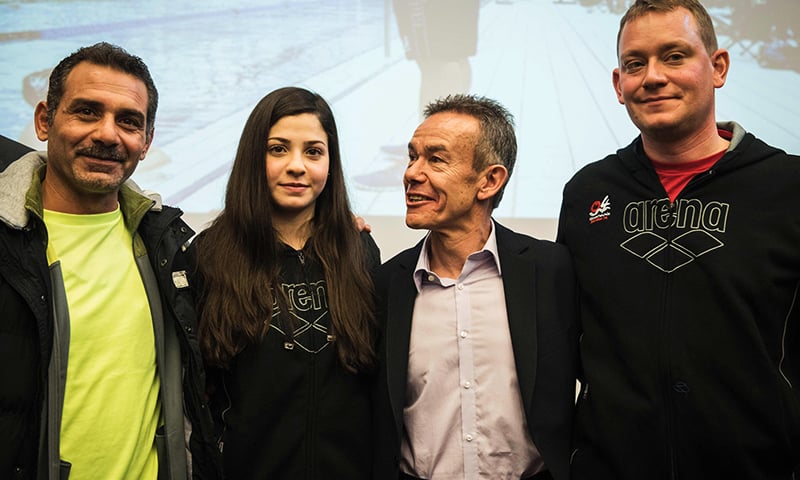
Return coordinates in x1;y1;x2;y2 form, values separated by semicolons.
619;198;728;273
588;195;612;223
270;280;334;353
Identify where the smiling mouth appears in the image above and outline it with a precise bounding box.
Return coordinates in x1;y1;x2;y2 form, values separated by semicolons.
407;194;430;203
280;184;309;193
641;96;674;104
77;146;125;162
81;154;123;164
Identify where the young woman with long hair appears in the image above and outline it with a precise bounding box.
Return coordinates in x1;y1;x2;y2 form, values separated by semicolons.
193;87;379;479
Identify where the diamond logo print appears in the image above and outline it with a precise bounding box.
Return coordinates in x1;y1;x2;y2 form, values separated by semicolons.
269;279;333;354
271;309;332;354
621;230;723;273
673;230;724;255
620;231;667;259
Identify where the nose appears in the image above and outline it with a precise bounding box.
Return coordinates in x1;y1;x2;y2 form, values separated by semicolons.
91;114;121;146
642;60;667;89
286;149;306;175
404;157;424;185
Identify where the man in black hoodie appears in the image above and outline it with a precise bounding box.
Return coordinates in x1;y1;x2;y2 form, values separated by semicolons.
557;1;800;478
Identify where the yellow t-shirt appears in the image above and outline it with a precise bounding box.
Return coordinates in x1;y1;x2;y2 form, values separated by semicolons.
44;207;160;480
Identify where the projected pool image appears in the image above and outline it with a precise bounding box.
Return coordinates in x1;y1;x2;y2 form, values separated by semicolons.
2;0;797;254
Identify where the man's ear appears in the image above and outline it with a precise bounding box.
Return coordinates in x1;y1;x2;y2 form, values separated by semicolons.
711;48;730;88
612;68;624;105
476;164;508;202
140;128;154;161
33;101;50;141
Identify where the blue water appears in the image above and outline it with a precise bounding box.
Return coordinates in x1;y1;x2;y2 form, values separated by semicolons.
0;0;388;143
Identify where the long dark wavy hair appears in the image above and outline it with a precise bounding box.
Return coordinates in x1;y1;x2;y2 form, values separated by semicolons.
195;87;375;372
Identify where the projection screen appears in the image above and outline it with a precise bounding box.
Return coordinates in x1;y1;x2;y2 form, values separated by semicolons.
1;0;797;258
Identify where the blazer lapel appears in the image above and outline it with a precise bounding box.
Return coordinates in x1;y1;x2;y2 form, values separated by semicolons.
496;224;538;409
385;244;422;437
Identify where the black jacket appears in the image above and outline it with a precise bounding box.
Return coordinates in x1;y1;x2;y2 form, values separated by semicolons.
0;152;221;479
0;135;33;168
558;122;800;479
199;232;380;480
371;222;578;480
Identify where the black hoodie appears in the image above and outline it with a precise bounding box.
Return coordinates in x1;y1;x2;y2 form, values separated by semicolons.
206;232;380;480
557;122;800;479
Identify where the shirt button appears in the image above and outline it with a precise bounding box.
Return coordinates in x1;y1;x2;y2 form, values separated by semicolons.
460;330;468;338
457;283;464;290
465;434;474;442
463;381;471;389
427;274;435;282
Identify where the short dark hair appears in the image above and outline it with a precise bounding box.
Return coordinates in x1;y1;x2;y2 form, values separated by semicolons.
46;42;158;142
617;0;719;56
423;94;516;208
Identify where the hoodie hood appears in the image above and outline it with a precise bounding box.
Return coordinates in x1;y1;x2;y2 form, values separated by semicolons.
615;121;784;177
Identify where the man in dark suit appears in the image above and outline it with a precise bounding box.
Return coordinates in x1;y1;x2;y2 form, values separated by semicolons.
372;94;578;480
1;134;34;170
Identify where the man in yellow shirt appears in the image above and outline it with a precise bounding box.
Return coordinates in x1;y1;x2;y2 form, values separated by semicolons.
0;42;220;479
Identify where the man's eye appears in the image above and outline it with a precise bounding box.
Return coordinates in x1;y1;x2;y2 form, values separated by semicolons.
119;118;142;129
623;61;644;72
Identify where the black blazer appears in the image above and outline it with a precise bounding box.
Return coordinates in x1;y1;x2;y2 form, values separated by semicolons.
1;135;34;171
371;221;578;480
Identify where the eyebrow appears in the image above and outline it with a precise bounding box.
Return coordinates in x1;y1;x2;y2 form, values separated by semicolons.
409;143;447;155
268;136;327;147
621;40;693;58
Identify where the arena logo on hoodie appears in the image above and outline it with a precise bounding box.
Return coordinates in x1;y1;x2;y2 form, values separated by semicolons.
270;280;332;354
619;197;729;273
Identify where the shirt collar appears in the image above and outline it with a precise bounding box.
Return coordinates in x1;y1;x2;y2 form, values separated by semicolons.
412;219;502;292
